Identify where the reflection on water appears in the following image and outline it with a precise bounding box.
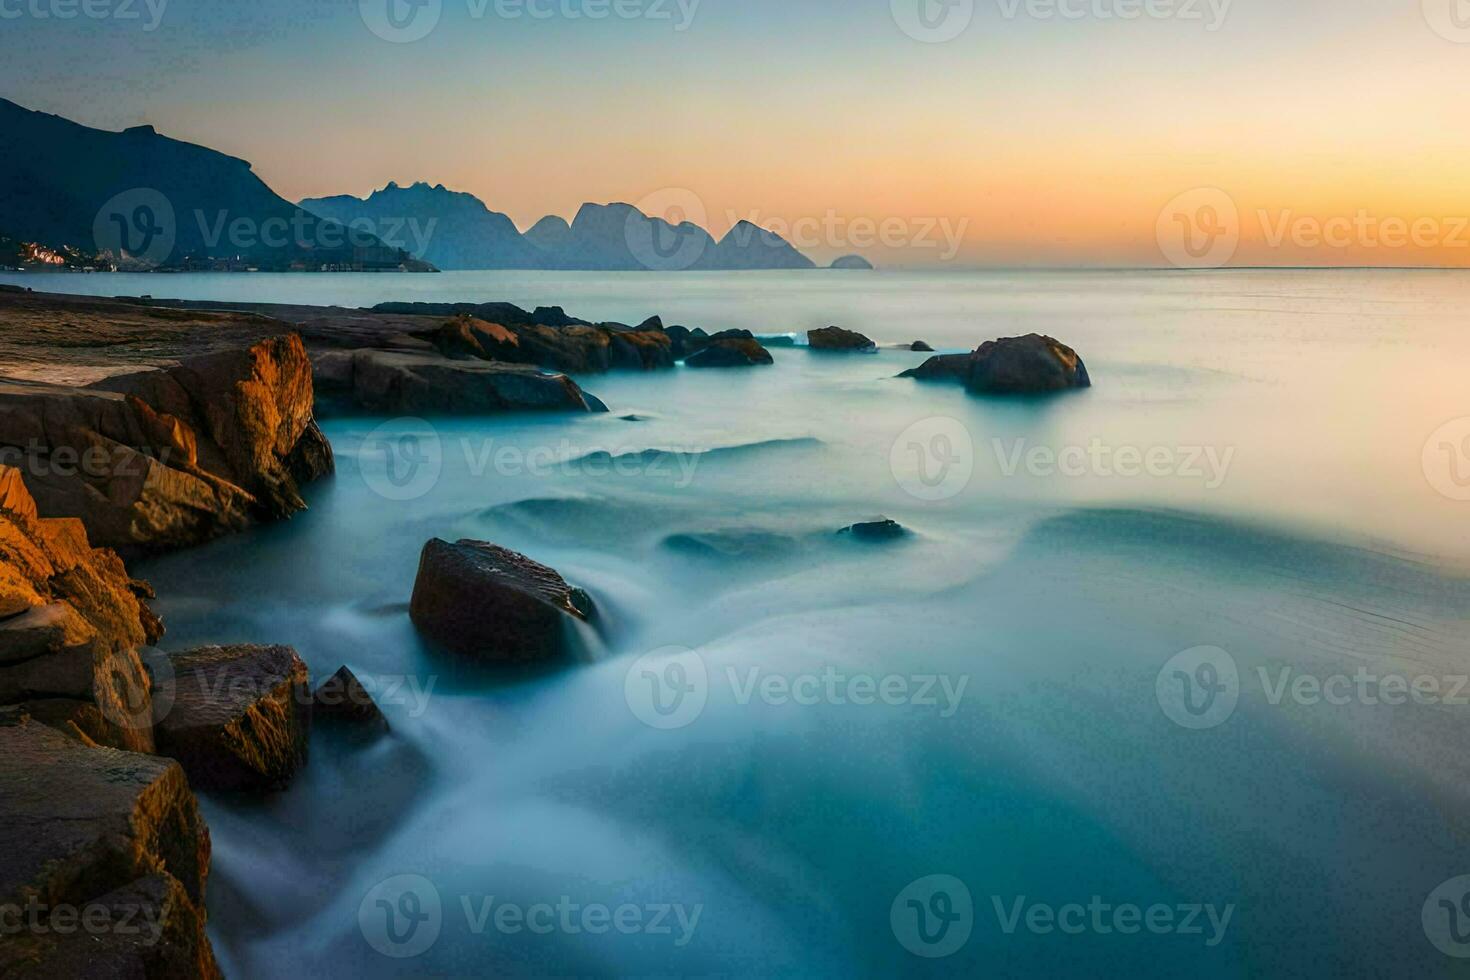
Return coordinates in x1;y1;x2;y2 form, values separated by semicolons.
115;270;1470;976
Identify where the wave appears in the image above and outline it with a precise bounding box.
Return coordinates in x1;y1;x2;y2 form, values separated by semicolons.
564;437;824;466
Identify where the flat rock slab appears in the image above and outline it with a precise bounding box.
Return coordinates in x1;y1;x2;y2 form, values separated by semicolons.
313;348;604;416
153;644;311;794
410;539;593;664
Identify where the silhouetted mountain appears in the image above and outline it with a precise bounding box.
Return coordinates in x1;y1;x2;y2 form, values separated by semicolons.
524;215;575;255
709;220;817;270
0;98;431;271
303;183;818;271
301;182;544;270
830;254;875;270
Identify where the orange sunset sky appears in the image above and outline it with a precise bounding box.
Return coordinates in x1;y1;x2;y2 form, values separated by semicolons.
6;0;1469;267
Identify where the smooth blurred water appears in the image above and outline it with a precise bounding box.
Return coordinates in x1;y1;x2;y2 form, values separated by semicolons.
22;269;1470;976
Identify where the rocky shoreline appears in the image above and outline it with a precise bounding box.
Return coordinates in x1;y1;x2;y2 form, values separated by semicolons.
0;286;1091;977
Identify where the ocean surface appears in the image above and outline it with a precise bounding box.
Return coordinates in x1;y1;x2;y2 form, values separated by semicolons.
6;268;1470;976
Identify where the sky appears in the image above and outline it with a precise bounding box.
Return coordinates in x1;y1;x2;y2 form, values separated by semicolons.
4;0;1470;267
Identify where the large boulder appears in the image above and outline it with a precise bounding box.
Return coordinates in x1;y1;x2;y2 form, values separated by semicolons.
808;326;875;351
0;333;335;552
0;467;161;752
152;644;312;794
901;334;1091;394
684;338;775;369
312;349;606;416
0;713;219;979
410;539;593;664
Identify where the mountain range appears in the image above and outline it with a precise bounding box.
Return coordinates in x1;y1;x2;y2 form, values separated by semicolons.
0;98;429;272
300;182;820;272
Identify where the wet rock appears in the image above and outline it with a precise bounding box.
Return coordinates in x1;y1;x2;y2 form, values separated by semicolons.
410;538;593;664
0;334;335;553
684;338;775;368
664;325;709;359
312;349;606;416
839;518;908;542
7;873;223;980
0;714;217;978
808;326;876;351
152;644;312;794
901;334;1091;394
0;467;160;752
313;665;389;735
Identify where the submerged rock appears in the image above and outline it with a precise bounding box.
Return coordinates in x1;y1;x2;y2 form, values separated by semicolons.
901;334;1091;394
410;539;593;664
313;665;389;735
312;348;606;416
684;338;775;368
0;713;219;979
152;644;312;793
808;326;876;351
839;518;908;542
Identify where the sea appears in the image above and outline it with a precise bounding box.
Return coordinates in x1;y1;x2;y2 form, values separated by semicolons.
3;267;1469;977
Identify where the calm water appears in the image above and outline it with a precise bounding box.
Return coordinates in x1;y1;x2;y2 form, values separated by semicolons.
10;269;1470;976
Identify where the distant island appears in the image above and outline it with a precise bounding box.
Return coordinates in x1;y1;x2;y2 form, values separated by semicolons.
830;254;875;270
300;182;819;272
